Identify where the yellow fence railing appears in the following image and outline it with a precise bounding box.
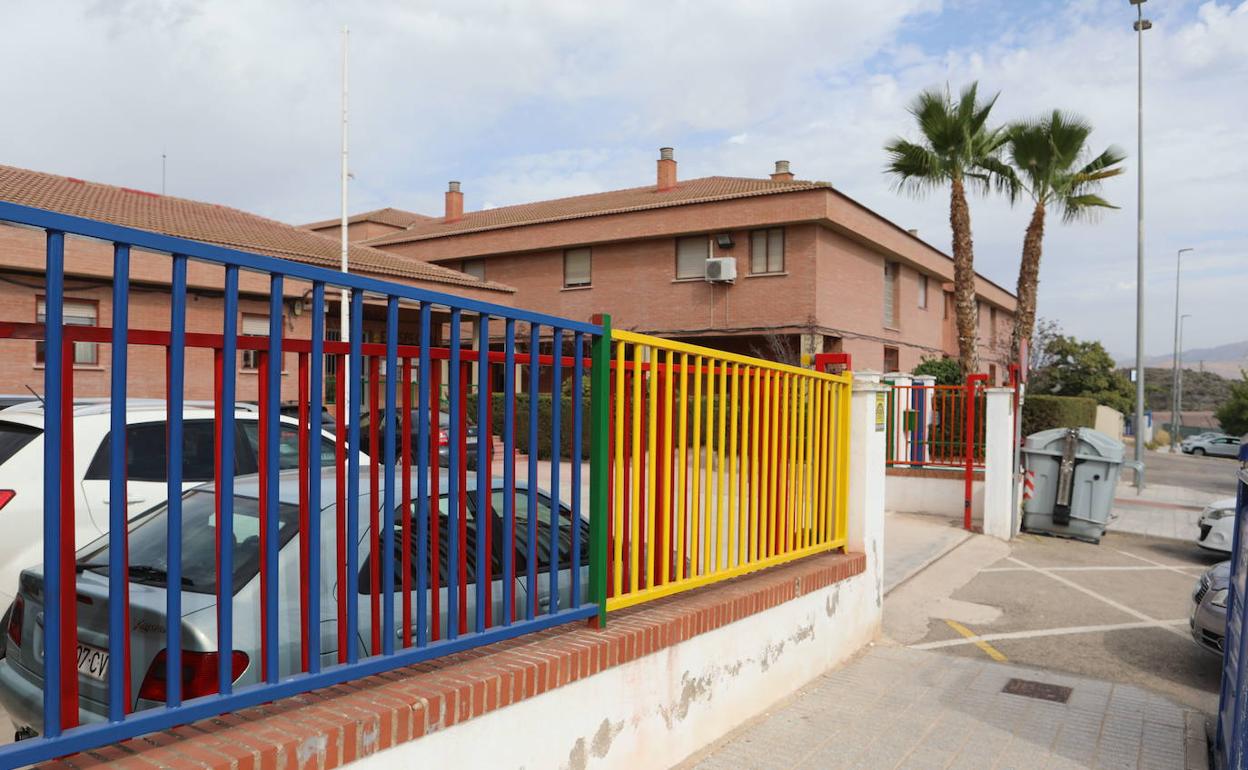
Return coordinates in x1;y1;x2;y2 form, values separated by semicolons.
605;330;853;612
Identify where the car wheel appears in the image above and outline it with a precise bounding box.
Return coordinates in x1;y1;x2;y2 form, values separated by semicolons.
1193;448;1206;456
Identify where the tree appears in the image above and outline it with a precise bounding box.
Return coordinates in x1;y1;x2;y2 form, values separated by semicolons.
1028;317;1062;372
1030;335;1134;413
1006;111;1125;363
1215;372;1248;437
885;82;1013;377
912;356;962;385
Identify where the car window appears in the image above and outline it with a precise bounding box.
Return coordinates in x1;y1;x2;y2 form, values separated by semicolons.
77;490;300;595
358;495;502;592
238;420;336;470
0;422;40;465
493;491;588;570
84;420;218;482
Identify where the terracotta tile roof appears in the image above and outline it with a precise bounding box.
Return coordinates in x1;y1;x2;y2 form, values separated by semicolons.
0;164;512;293
363;176;832;245
302;207;430;230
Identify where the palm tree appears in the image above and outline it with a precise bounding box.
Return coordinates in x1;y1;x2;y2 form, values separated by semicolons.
1007;111;1126;364
885;83;1014;376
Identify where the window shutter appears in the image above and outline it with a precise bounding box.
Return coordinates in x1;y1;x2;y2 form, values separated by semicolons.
883;263;896;327
242;314;269;337
767;228;784;272
564;248;592;287
750;231;767;273
676;237;708;279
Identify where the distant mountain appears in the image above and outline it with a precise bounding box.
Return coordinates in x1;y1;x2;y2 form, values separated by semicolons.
1118;340;1248;379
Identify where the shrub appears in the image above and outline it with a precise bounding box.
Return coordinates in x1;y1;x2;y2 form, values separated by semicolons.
911;356;963;386
489;393;592;460
1021;394;1097;437
1146;428;1171;451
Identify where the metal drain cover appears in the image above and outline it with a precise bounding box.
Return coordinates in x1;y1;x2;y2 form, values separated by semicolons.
1002;678;1072;703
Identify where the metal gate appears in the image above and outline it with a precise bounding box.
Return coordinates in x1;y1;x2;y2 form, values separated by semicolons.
1215;458;1248;769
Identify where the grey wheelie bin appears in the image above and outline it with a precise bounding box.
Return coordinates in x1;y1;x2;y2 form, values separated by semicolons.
1021;427;1125;543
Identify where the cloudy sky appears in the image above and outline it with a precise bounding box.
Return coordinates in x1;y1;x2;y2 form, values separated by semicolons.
3;0;1245;358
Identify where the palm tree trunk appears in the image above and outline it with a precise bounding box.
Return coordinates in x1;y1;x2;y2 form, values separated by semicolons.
1011;201;1046;367
949;176;979;375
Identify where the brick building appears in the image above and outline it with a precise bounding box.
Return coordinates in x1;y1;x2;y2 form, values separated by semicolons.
311;149;1017;380
0;165;513;401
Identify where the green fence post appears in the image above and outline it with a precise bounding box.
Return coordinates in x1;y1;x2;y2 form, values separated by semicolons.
588;313;611;628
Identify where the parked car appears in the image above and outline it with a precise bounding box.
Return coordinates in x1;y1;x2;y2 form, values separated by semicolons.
0;469;585;733
0;401;352;632
1183;435;1242;458
1196;497;1239;553
1191;560;1231;655
359;409;492;466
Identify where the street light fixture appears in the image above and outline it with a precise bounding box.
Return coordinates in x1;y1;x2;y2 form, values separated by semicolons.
1130;0;1151;488
1170;247;1193;451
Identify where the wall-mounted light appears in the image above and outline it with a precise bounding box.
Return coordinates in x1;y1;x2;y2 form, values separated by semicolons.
715;233;735;249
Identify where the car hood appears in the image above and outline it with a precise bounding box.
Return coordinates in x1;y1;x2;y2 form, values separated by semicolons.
1208;561;1231;590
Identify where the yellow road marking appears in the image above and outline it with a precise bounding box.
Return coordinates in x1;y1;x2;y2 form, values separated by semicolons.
943;619;1008;662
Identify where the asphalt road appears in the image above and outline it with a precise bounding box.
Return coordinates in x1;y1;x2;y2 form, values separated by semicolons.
890;529;1226;715
1130;441;1240;497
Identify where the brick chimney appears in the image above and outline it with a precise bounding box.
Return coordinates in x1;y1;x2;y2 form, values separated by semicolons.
771;160;794;182
657;147;677;191
444;181;463;222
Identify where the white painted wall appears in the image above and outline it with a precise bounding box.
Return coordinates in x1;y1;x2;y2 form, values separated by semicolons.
982;388;1016;540
885;473;984;520
1095;405;1125;443
349;376;887;770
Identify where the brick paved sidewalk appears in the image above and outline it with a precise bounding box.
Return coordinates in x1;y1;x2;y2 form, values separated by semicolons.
679;645;1207;770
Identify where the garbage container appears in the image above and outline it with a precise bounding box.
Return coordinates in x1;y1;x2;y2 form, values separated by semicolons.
1021;427;1125;543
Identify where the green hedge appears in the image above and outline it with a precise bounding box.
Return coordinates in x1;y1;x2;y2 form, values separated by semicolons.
1021;394;1097;437
490;393;593;460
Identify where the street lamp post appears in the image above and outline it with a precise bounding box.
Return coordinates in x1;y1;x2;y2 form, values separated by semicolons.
1177;313;1192;440
1170;247;1193;451
1130;0;1151;488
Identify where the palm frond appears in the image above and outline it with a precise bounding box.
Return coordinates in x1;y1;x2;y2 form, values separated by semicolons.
1060;193;1119;223
884;138;950;196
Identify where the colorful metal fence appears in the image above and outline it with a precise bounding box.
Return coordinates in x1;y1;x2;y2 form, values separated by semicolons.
603;331;853;612
884;378;987;471
0;201;606;767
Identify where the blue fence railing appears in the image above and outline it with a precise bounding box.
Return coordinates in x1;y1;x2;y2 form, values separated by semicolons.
0;200;605;767
1215;459;1248;770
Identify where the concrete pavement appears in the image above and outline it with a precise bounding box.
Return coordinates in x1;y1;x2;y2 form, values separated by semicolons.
680;644;1206;769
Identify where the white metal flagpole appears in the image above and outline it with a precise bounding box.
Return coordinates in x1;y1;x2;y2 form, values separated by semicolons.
339;24;351;408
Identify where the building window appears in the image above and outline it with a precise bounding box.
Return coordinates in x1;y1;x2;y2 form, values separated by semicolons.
241;313;269;370
459;259;486;281
750;228;784;274
675;236;709;279
918;274;928;309
563;247;592;288
36;298;98;366
883;346;900;373
883;261;899;327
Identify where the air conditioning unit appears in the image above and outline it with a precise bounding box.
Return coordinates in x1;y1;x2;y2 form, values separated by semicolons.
705;257;737;284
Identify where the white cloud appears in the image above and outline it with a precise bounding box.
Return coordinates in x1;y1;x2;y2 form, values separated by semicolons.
0;0;1243;358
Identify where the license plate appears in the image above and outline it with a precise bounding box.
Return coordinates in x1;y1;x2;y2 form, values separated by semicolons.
76;643;109;682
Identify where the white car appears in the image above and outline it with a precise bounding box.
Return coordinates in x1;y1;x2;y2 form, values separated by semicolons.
0;401;351;625
1196;496;1239;553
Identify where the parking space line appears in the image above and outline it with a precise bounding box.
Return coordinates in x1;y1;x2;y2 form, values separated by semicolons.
1113;548;1205;577
982;565;1193;573
1006;556;1190;640
943;619;1008;662
914;619;1188;651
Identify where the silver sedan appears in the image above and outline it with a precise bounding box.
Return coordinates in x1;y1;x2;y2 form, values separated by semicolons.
1184;435;1241;458
0;468;587;734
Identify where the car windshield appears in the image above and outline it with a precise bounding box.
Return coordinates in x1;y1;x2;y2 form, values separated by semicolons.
78;490;300;595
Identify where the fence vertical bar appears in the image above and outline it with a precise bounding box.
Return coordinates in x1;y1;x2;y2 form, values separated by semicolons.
476;315;492;631
383;297;399;654
644;343;656;589
297;352;310;673
526;323;540;619
416;303;432;646
629;342;642;592
728;363;740;566
218;265;239;692
660;350;673;584
964;375;976;530
107;243;130;722
550;327;564;612
41;230;65;736
571;331;584;607
346;289;364;662
401;353;413;649
690;355;703;576
761;370;772;558
588;315;611;627
308;282;325;672
263;275;283;682
612;340;625;597
674;353;688;583
335;350;347;661
502;319;516;625
165;253;188;705
368;355;381;653
447;309;462;637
